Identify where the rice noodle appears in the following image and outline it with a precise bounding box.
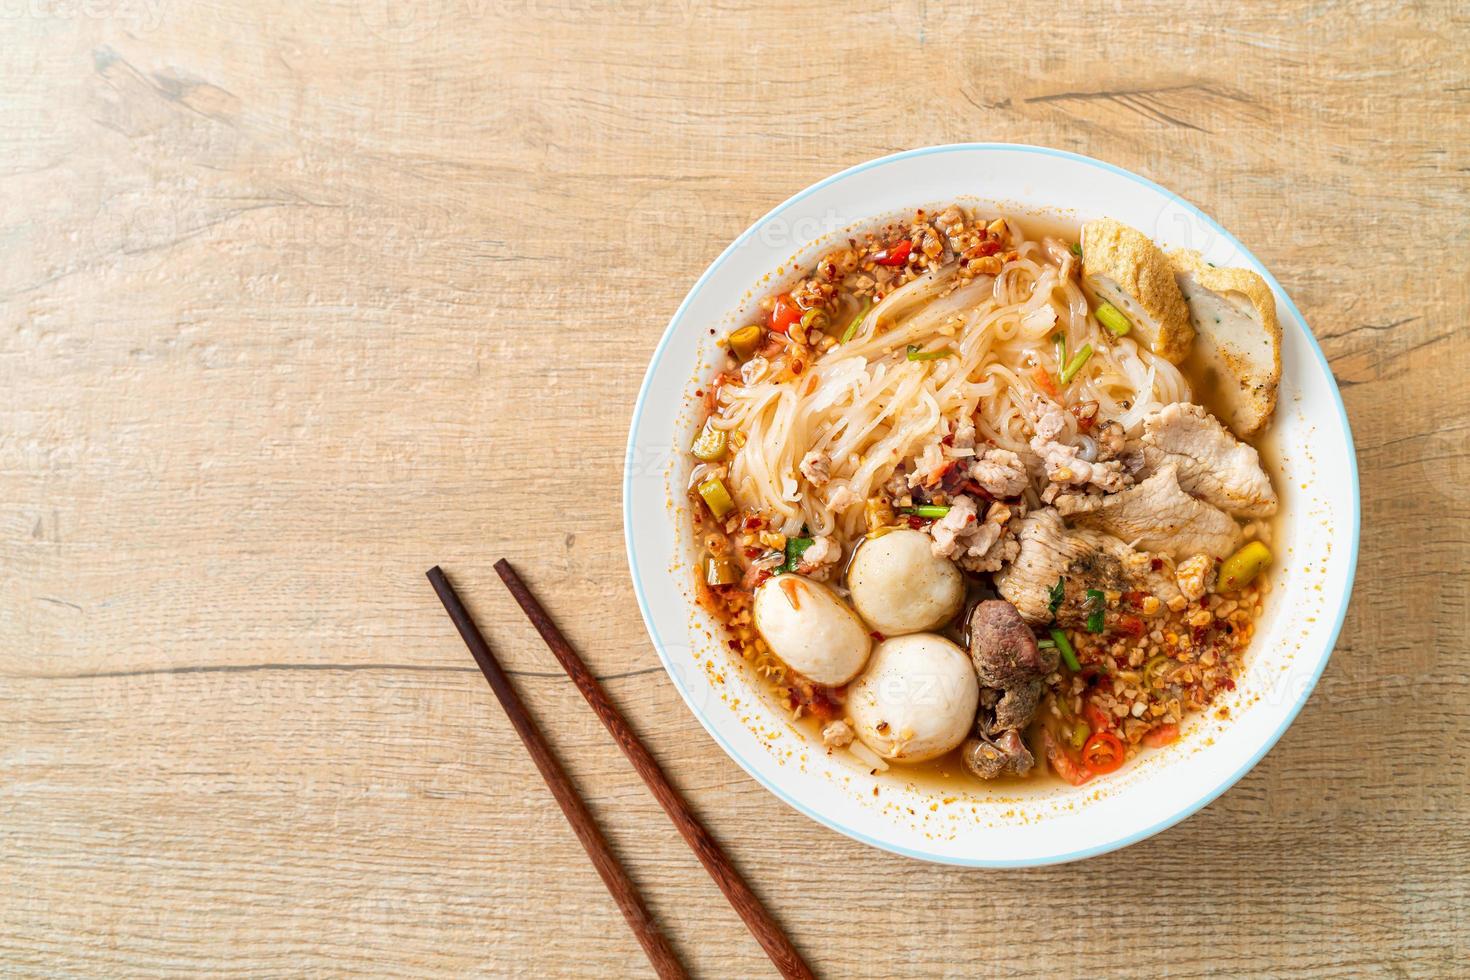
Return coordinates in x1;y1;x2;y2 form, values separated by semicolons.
846;739;890;772
716;226;1192;540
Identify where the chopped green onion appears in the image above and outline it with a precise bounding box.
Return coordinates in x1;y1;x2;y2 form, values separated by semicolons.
704;555;740;586
1144;654;1176;689
689;419;728;461
1069;242;1082;257
696;477;735;520
899;504;951;519
727;324;764;362
1047;576;1066;617
781;536;814;573
1085;588;1106;634
1037;638;1057;649
1060;344;1094;384
1095;302;1132;337
1069;721;1091;750
840;299;872;343
906;344;954;362
1219;540;1272;592
798;308;826;332
1054;691;1078;722
1050;628;1081;672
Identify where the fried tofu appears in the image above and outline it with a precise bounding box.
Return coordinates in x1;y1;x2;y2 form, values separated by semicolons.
1081;218;1194;364
1169;250;1282;437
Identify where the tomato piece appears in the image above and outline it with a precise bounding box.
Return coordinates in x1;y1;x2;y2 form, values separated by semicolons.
1083;700;1113;733
1081;732;1126;774
957;480;995;501
769;294;803;334
1143;723;1179;748
1031;364;1060;398
1116;614;1146;638
919;459;955;486
874;239;913;266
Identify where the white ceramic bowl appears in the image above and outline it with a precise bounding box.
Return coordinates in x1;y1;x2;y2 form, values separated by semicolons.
623;145;1359;866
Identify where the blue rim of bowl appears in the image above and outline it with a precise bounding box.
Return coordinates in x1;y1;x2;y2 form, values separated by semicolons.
622;143;1361;867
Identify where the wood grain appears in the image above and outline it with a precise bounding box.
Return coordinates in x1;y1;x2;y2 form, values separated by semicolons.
494;559;813;980
2;2;1467;977
429;565;688;979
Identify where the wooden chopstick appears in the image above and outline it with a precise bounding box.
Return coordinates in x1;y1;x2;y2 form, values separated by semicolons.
493;558;816;980
426;566;688;980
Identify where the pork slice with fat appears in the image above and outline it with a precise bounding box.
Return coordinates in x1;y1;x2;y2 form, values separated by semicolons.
1073;463;1242;560
1141;402;1277;518
994;509;1183;625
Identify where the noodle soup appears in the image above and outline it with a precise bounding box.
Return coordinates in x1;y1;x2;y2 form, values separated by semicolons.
685;205;1281;789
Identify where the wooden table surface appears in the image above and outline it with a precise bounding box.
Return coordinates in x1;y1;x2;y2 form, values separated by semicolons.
3;2;1467;976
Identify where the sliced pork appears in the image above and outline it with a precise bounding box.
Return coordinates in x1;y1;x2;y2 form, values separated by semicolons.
994;509;1183;625
1141;402;1278;517
1072;463;1242;560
